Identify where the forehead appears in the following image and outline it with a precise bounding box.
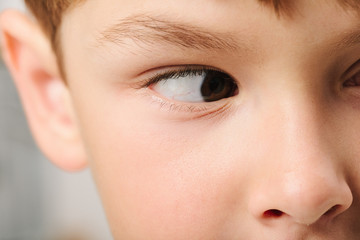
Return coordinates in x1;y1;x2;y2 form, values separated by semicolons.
258;0;359;15
68;0;360;17
64;0;360;29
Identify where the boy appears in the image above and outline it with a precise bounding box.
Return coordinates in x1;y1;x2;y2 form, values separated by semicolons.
1;0;360;239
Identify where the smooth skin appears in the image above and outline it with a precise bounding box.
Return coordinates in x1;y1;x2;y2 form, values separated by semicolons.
2;0;360;239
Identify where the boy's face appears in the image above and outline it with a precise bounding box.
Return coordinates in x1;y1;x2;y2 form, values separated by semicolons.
57;0;360;239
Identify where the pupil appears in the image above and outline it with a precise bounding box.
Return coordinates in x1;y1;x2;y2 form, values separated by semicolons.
209;78;225;94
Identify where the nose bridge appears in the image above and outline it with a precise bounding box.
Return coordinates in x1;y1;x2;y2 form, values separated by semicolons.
249;86;353;226
266;87;335;190
264;84;327;164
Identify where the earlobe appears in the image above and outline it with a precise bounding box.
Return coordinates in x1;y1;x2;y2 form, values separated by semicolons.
0;10;87;171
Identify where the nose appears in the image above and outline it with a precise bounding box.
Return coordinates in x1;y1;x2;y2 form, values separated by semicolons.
248;95;353;227
249;166;352;226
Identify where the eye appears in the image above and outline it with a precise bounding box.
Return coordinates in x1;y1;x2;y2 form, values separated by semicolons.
149;67;239;103
343;70;360;87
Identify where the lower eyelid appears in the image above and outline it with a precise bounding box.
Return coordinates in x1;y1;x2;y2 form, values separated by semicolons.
150;94;210;113
138;88;233;120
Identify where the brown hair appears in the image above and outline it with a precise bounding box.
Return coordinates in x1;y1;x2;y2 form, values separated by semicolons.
24;0;84;76
24;0;359;54
25;0;72;48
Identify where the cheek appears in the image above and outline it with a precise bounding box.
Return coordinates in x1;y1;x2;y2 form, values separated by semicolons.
73;93;253;238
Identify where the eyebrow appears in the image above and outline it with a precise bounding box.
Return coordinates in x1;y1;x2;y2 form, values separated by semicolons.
95;14;360;57
95;14;241;53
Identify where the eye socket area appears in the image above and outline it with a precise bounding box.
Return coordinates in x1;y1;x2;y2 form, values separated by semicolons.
148;67;239;103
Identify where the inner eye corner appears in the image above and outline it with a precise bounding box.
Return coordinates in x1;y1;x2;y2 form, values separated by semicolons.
342;69;360;88
343;78;357;88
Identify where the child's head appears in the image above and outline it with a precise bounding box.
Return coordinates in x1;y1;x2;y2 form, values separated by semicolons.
2;0;360;239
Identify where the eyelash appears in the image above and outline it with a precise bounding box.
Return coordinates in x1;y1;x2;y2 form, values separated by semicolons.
140;65;224;88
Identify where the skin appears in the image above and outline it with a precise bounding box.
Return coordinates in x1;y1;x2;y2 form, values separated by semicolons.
2;0;360;239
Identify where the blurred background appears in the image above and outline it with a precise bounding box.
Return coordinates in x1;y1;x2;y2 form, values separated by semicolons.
0;1;112;239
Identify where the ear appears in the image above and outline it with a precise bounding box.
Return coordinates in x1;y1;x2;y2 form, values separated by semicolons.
0;10;87;171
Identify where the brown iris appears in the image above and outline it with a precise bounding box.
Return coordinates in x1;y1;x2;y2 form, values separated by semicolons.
201;71;238;102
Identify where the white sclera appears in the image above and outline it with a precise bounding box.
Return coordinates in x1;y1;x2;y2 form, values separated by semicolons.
152;73;206;102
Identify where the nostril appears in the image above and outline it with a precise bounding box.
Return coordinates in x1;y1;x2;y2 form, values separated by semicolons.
324;205;340;216
263;209;284;218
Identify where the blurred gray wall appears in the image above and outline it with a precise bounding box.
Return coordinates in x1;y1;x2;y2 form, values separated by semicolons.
0;0;24;11
0;1;112;239
0;58;43;239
